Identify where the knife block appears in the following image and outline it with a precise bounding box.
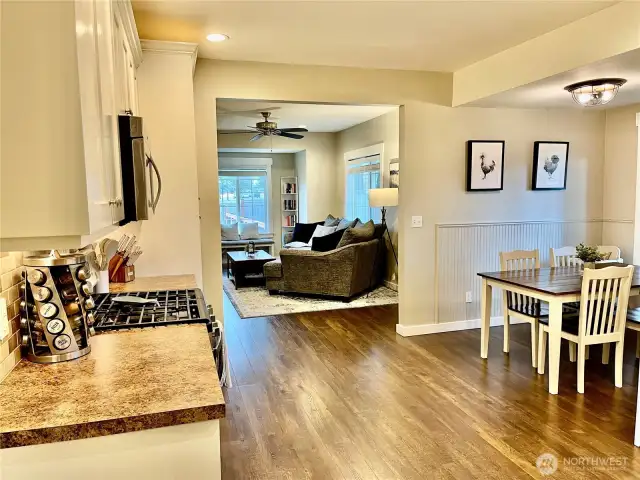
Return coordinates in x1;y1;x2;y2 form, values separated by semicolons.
112;265;135;283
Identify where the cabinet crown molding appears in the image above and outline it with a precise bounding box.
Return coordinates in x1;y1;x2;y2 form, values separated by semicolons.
140;40;199;73
115;0;142;67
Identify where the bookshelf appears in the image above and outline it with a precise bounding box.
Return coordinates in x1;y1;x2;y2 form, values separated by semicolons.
281;176;298;244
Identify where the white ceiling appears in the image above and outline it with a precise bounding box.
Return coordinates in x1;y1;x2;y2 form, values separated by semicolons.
133;1;613;72
469;48;640;109
216;100;397;132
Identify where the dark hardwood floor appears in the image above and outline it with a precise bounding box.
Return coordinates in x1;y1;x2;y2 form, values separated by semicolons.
221;294;640;479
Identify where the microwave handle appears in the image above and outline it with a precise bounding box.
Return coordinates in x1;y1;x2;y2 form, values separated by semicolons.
146;154;162;213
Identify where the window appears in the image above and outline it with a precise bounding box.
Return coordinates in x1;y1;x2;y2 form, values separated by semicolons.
345;155;381;222
219;170;269;232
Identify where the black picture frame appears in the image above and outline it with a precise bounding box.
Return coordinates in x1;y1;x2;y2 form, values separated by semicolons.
532;141;569;191
466;140;505;192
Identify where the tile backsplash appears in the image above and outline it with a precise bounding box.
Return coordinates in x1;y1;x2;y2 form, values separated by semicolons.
0;252;24;382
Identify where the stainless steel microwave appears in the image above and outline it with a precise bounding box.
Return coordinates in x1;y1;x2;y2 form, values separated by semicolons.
117;115;161;224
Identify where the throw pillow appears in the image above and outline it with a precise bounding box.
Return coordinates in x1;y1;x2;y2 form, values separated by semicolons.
221;223;240;241
311;229;344;252
292;221;323;244
309;225;338;243
373;223;386;239
337;218;358;231
238;222;260;240
323;214;341;227
337;220;375;248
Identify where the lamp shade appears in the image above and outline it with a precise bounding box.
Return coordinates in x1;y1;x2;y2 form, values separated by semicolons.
368;188;398;208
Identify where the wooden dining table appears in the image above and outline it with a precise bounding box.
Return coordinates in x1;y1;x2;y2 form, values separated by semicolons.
477;265;640;395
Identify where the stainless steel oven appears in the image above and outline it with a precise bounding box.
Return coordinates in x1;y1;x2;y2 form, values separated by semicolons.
118;115;161;223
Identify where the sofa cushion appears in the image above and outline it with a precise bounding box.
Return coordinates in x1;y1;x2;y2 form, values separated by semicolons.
373;223;386;239
311;228;344;252
292;221;323;243
324;214;341;227
221;222;240;240
239;222;260;239
264;259;282;278
337;218;358;231
337;220;375;248
310;225;337;242
284;241;311;249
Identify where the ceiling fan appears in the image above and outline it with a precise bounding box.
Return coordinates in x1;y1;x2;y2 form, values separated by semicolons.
218;112;308;141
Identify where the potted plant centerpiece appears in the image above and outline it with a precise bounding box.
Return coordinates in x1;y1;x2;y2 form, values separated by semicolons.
575;243;605;269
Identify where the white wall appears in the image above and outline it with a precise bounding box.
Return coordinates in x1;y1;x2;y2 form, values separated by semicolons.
134;49;202;285
218;152;295;253
603;103;639;260
336;109;400;286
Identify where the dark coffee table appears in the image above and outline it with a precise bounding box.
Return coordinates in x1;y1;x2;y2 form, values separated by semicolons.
226;250;276;288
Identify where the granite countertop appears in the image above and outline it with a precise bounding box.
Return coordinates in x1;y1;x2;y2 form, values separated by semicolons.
109;274;197;293
0;324;225;449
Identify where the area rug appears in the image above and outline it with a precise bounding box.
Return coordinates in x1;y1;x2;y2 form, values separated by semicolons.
222;277;398;318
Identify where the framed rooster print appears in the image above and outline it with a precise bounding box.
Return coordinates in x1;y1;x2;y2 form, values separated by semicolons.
466;140;505;192
532;141;569;190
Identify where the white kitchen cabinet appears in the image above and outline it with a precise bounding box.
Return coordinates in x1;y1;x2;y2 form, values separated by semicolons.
0;0;141;252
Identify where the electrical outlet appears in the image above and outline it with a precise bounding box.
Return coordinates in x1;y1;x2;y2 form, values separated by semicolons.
0;298;8;341
411;216;423;228
465;291;472;303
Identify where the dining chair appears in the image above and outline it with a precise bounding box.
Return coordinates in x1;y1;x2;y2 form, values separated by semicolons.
600;306;640;365
597;245;622;262
499;249;542;367
537;265;634;393
550;246;579;267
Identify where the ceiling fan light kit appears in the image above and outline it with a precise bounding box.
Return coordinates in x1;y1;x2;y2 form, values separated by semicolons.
219;111;309;142
564;78;627;106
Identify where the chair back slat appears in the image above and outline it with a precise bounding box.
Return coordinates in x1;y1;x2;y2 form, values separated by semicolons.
579;266;634;339
550;246;579;268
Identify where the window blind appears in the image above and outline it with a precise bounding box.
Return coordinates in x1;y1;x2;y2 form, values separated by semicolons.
345;154;381;223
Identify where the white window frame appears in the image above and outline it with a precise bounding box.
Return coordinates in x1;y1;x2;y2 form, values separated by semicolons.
344;143;384;221
218;157;273;234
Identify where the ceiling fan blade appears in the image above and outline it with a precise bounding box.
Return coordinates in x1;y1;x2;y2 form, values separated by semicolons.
249;134;264;142
278;132;304;140
278;127;308;133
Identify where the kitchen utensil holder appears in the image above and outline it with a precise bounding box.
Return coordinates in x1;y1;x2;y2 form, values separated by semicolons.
21;253;95;364
112;265;135;283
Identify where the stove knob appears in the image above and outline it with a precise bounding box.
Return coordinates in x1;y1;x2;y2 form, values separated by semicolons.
86;312;96;326
39;303;58;319
32;286;52;302
21;334;30;347
27;269;46;286
84;297;95;310
76;267;89;281
80;282;93;297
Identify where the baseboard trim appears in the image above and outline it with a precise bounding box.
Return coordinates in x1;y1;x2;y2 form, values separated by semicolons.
395;316;527;337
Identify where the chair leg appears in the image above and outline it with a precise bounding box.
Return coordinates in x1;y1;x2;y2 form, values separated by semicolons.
537;328;546;375
577;344;586;394
530;321;538;368
602;343;610;365
569;343;576;362
615;341;624;388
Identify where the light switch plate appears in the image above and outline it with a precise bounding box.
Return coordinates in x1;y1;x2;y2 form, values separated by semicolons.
411;216;423;228
0;298;8;342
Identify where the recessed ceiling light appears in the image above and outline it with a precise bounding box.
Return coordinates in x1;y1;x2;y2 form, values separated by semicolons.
298;125;307;129
206;33;229;43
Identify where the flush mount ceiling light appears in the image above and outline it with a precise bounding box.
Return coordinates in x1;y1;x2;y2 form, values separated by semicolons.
564;78;627;107
206;33;229;42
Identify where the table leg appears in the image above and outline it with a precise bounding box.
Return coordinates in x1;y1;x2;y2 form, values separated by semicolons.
480;278;492;358
547;300;563;395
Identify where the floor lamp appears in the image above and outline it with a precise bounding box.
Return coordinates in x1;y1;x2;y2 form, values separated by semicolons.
367;188;399;295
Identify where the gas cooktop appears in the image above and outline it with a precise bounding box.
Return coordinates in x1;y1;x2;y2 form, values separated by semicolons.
92;289;210;331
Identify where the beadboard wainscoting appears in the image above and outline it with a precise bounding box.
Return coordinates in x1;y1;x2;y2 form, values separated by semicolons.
434;220;619;326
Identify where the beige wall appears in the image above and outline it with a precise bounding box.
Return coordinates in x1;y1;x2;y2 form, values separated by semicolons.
336;109;400;286
603;104;639;260
401;106;605;326
134;50;203;286
218;152;295;253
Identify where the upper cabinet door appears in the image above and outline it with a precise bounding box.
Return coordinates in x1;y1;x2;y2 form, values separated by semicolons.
94;0;124;225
